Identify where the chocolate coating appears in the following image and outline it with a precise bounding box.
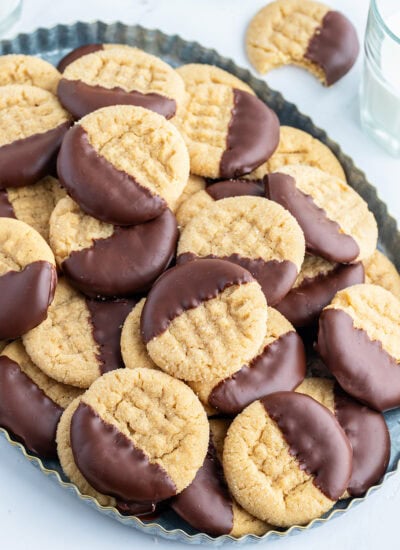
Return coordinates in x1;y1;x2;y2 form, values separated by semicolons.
86;298;137;374
261;391;352;501
209;331;306;415
141;259;254;343
115;500;158;517
220;89;279;179
334;387;390;497
57;79;177;120
265;173;359;263
317;308;400;411
0;261;57;340
62;208;178;299
305;11;360;86
0;356;62;456
0;122;70;189
0;190;15;218
206;179;264;200
178;253;298;306
57;124;167;226
71;402;177;502
57;43;104;72
276;262;364;327
171;441;234;536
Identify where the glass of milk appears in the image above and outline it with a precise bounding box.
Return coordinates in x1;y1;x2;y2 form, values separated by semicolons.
360;0;400;156
0;0;22;36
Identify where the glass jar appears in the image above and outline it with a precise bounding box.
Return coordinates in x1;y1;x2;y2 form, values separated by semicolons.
0;0;22;36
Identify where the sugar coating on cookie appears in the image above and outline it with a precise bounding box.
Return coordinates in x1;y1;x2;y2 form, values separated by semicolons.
177;196;305;305
363;250;400;300
176;63;255;95
0;54;61;93
265;165;378;262
68;369;209;501
57;46;185;119
223;392;352;527
246;0;359;85
57;105;189;225
141;259;268;382
121;298;159;371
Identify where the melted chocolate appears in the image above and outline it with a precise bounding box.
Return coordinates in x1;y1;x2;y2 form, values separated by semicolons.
86;298;137;374
57;124;167;226
71;402;177;502
209;331;306;415
305;11;360;86
177;252;297;306
171;441;234;536
0;356;62;456
57;43;104;72
116;500;157;517
261;391;352;501
206;179;264;200
0;261;57;340
220;89;279;179
276;262;364;327
317;308;400;411
57;79;176;120
334;387;390;497
0;190;15;218
141;259;254;343
265;173;359;263
0;122;70;189
62;208;178;298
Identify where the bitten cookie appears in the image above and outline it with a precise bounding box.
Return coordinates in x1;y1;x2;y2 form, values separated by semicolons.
65;368;209;502
49;197;178;298
121;299;158;371
23;278;135;388
363;250;400;300
0;340;81;457
246;0;359;85
265;166;378;262
0;218;57;339
297;378;390;497
245;126;346;181
0;85;71;188
176;63;255;95
57;105;189;225
190;307;306;415
0;54;61;93
57;45;185;119
174;82;279;179
276;254;364;327
317;284;400;411
223;391;352;526
177;196;305;305
0;176;66;242
141;259;268;382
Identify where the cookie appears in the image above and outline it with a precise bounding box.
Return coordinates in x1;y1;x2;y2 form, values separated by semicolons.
363;250;400;300
0;85;71;188
0;176;66;242
121;299;158;371
297;378;390;497
141;259;268;382
57;105;189;225
23;278;135;388
317;284;400;411
0;340;82;457
276;254;365;327
246;0;359;85
49;197;178;298
177;196;305;305
174;82;279;179
176;179;264;229
223;391;352;526
0;54;61;93
245;126;346;181
57;46;185;119
0;218;57;340
174;174;206;213
190;307;306;415
265;166;378;262
176;63;254;95
63;368;208;502
172;419;272;537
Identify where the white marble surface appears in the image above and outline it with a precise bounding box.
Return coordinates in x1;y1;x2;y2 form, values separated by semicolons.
0;0;399;548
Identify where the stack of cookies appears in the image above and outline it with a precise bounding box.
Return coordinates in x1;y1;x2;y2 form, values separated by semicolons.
0;31;399;539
